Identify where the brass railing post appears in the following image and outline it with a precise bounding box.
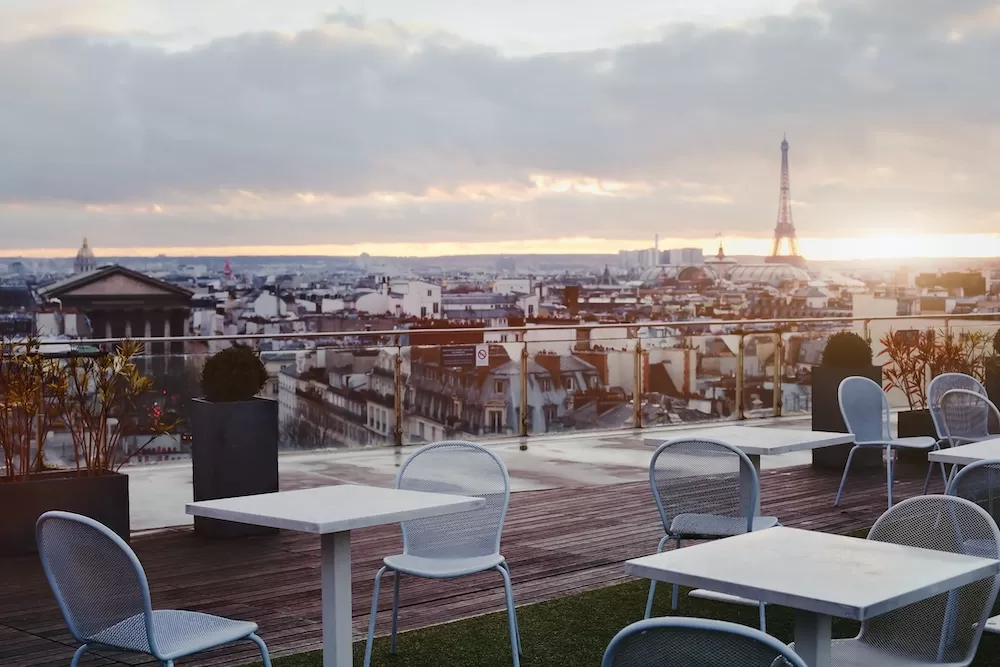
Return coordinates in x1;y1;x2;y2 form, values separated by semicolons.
736;331;746;420
393;342;403;447
772;330;783;418
863;319;871;345
633;338;644;429
519;341;529;439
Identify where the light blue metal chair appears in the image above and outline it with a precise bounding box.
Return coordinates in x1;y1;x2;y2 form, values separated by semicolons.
835;376;939;509
36;511;271;667
602;617;808;667
644;438;778;631
929;374;986;486
790;495;1000;666
940;389;1000;449
948;460;1000;636
363;441;520;667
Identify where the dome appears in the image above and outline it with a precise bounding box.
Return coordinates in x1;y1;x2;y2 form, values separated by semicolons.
639;264;718;286
74;237;97;274
722;263;810;286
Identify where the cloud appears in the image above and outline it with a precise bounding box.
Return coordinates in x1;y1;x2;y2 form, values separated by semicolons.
1;0;1000;250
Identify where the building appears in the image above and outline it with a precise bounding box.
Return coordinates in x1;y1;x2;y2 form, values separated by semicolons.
665;248;704;265
618;248;659;270
38;265;194;353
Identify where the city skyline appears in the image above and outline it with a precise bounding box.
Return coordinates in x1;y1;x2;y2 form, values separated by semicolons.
2;1;1000;258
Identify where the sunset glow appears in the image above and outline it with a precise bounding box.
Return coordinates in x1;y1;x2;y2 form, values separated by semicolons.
5;233;1000;261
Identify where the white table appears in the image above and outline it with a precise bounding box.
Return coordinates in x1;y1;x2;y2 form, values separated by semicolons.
929;437;1000;466
626;526;999;667
645;426;853;513
186;485;485;667
644;425;854;471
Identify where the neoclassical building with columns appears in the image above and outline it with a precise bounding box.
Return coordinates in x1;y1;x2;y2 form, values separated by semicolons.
38;265;193;353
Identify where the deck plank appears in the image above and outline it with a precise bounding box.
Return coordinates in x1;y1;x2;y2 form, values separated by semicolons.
0;462;944;666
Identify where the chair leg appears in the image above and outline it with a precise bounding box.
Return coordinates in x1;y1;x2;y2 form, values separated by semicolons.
758;602;767;633
363;566;387;667
248;633;273;667
834;446;859;506
390;571;401;654
496;565;521;667
670;537;681;611
886;445;894;509
70;645;89;667
922;458;935;495
499;561;522;656
644;534;673;619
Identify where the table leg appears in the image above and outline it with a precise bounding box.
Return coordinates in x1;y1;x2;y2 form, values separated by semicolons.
742;454;762;516
321;531;352;667
793;610;832;667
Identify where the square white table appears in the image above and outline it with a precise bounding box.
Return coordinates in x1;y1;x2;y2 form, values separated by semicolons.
645;426;854;513
186;485;485;667
626;526;1000;667
929;437;1000;466
644;425;854;472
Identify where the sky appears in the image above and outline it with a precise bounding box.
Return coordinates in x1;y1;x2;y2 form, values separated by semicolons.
2;0;1000;260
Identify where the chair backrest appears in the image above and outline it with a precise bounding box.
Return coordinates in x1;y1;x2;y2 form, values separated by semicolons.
939;389;1000;447
948;459;1000;527
396;441;510;559
929;373;987;439
838;376;890;443
861;495;1000;664
36;511;156;652
649;438;758;534
601;617;808;667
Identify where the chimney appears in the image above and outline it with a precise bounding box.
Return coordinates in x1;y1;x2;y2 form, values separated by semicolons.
533;353;563;389
564;285;580;315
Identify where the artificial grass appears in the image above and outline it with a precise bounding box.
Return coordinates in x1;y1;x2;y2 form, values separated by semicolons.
247;577;1000;667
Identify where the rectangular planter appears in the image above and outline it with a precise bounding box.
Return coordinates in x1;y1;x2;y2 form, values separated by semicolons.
192;397;279;538
987;365;1000;409
811;365;883;470
0;470;129;556
896;408;937;465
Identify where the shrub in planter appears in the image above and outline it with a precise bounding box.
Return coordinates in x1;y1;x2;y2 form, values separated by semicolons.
987;330;1000;408
880;328;992;463
811;332;882;470
0;339;171;555
192;345;278;538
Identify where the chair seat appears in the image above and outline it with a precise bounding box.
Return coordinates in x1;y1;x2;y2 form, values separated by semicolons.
669;514;779;538
384;553;505;578
90;610;258;660
889;437;937;450
788;638;966;667
984;614;1000;634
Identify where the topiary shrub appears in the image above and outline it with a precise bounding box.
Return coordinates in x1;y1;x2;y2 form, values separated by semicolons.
200;345;268;402
820;331;873;368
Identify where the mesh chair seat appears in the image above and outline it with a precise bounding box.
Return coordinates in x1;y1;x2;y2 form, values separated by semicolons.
670;513;779;538
92;610;258;660
788;638;967;667
885;436;937;449
384;552;505;578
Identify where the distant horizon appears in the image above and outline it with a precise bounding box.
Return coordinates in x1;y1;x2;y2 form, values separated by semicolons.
4;233;1000;263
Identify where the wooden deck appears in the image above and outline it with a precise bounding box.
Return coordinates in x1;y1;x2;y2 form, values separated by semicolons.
0;462;946;667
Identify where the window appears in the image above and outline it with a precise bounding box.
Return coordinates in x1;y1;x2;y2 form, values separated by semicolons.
420;306;427;318
544;404;558;426
427;289;433;297
487;409;503;433
495;380;505;393
565;377;575;391
418;422;425;438
433;302;439;314
541;378;552;391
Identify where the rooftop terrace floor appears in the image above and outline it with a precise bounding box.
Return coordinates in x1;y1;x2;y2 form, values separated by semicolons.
3;449;944;667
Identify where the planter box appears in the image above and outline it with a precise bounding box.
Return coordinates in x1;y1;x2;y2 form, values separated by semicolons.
988;365;1000;409
811;365;883;470
0;471;129;556
896;408;937;465
192;397;279;538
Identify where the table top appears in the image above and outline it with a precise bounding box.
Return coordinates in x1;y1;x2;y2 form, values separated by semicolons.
643;425;854;456
186;484;486;534
929;437;1000;466
625;526;999;621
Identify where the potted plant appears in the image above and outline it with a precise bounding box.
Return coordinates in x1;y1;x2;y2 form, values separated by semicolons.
986;330;1000;407
880;328;991;463
811;331;882;470
0;339;170;555
191;345;278;538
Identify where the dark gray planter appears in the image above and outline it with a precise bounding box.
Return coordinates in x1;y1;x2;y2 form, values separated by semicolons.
896;408;937;465
811;365;883;470
0;471;129;556
987;365;1000;409
191;397;279;538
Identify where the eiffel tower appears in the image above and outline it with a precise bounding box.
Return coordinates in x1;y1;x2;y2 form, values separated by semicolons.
765;136;806;267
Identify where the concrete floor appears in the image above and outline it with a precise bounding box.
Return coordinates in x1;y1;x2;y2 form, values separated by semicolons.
128;415;821;531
